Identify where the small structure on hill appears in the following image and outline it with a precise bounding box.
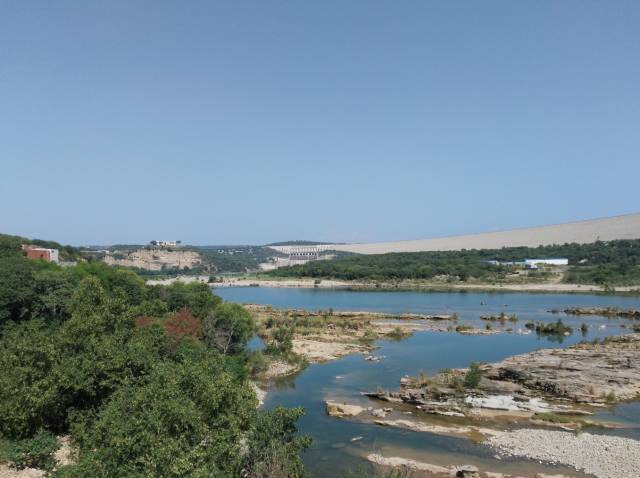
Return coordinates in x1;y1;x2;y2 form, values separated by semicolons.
149;240;182;248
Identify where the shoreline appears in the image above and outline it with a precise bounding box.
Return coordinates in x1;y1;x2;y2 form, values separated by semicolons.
212;277;640;295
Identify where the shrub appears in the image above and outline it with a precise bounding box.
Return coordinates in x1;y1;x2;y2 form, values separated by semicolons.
266;326;294;355
451;376;465;393
533;412;572;424
463;362;482;389
203;303;255;355
535;319;572;337
164;308;202;343
134;315;154;328
385;326;409;341
455;325;473;333
0;320;62;438
63;343;255;477
418;370;428;387
241;407;311;478
247;351;270;376
6;430;58;470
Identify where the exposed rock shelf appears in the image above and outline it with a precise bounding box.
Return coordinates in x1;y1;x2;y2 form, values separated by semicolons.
560;307;640;319
350;335;640;437
483;334;640;403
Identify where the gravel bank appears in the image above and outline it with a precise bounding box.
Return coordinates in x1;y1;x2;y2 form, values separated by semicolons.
487;429;640;478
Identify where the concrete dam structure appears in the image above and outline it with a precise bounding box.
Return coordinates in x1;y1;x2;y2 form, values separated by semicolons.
272;213;640;256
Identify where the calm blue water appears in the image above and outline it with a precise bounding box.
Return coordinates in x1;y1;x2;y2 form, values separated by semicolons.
217;287;640;477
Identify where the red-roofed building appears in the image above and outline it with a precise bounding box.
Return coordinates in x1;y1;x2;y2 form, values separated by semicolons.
22;245;60;263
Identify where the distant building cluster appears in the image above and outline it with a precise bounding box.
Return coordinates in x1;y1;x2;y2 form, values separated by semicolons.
524;258;568;267
268;244;335;255
22;244;59;263
486;258;568;269
149;240;182;248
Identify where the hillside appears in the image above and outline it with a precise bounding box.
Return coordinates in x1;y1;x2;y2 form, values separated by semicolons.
0;233;83;262
94;245;283;275
329;213;640;254
267;239;640;286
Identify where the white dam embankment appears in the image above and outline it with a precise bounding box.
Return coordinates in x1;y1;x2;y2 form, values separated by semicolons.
272;213;640;255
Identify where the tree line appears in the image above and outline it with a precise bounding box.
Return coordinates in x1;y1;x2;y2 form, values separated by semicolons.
266;240;640;286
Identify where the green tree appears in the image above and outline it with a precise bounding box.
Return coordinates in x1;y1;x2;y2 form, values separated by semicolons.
242;407;311;478
71;262;146;305
55;277;166;414
267;326;294;355
0;256;37;327
202;303;255;354
59;343;255;478
148;282;221;319
0;320;62;438
32;269;76;323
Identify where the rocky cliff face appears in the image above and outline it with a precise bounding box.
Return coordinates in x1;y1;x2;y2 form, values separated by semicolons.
103;248;202;271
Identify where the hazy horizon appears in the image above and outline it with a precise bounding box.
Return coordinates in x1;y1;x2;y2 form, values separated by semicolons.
3;1;640;245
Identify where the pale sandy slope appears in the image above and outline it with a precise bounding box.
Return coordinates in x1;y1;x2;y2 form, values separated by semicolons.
326;212;640;254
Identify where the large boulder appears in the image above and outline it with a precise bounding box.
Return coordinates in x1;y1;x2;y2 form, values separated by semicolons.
455;465;480;478
324;400;365;417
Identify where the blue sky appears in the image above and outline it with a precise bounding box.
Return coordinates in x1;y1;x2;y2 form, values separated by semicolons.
1;1;639;246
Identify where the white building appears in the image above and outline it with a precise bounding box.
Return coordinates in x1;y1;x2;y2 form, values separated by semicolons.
524;258;569;267
150;240;182;247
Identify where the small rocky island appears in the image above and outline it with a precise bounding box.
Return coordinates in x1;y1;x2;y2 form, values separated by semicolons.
559;307;640;319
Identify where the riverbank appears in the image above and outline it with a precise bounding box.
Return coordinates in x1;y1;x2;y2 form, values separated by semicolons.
366;453;579;478
488;429;640;478
323;334;640;477
213;277;640;295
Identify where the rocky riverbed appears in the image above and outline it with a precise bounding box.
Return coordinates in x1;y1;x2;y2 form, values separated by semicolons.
482;333;640;403
366;454;577;478
487;429;640;478
324;334;640;477
248;305;493;369
363;333;640;412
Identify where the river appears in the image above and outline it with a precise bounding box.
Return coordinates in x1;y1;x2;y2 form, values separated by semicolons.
216;287;640;477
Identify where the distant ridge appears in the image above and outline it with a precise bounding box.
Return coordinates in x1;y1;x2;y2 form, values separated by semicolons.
328;213;640;255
